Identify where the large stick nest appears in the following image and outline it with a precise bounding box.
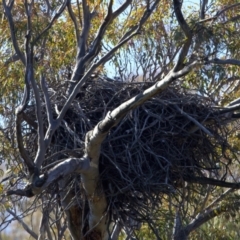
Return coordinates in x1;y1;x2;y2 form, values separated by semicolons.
25;79;236;225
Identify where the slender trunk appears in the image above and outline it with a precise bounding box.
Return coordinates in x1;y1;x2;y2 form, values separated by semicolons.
173;229;189;240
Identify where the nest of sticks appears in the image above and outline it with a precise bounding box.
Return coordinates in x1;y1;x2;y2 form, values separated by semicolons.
24;79;236;225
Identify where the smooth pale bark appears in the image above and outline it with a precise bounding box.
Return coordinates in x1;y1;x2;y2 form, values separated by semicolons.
5;1;240;239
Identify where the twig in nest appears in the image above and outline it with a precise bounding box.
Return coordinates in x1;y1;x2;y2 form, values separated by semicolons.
174;104;213;136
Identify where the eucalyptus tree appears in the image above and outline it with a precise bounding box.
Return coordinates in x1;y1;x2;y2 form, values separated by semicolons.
1;0;240;239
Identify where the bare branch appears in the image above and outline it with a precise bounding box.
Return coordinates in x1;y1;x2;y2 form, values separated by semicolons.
227;97;240;107
111;221;121;240
15;0;33;115
85;0;114;55
200;0;208;19
76;0;83;27
2;0;26;65
184;200;240;235
44;0;52;14
223;14;240;24
6;157;89;197
68;0;133;94
6;209;38;239
21;1;46;170
6;188;34;197
15;78;31;114
12;0;38;174
174;188;240;238
66;0;94;94
70;2;107;84
80;0;93;53
40;75;53;125
205;188;236;211
214;3;240;20
32;0;69;44
208;58;240;66
43;157;89;187
216;102;240;115
4;53;20;65
67;2;81;45
16;114;35;173
173;0;192;71
185;176;240;188
112;0;132;18
120;0;160;42
94;1;160;69
199;3;240;24
173;0;191;38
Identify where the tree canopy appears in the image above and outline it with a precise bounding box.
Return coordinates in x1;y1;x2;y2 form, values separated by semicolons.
1;0;240;239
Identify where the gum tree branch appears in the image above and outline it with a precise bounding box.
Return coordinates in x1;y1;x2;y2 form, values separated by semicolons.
6;157;90;197
200;0;208;19
22;0;45;170
2;0;26;65
205;188;236;211
6;209;38;239
85;0;132;56
67;0;94;94
119;0;160;42
111;222;121;240
216;102;240;115
38;15;162;229
13;2;34;172
13;0;37;175
44;0;52;14
4;53;20;65
14;25;33;173
32;0;69;45
214;3;240;20
40;75;53;126
184;176;240;188
184;201;240;236
174;189;238;240
198;3;240;24
173;0;192;71
16;114;34;173
67;2;81;45
223;14;240;24
208;58;240;66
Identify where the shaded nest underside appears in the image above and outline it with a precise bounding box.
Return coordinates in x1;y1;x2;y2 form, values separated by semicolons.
26;80;238;223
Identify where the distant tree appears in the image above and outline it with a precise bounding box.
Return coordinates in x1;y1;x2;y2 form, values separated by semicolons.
1;0;240;239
